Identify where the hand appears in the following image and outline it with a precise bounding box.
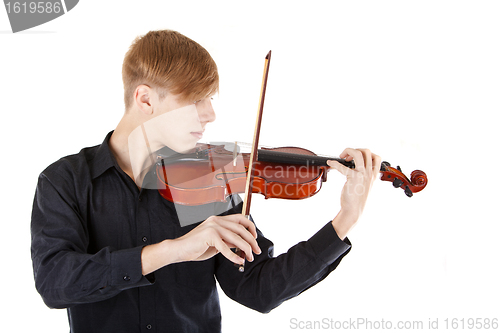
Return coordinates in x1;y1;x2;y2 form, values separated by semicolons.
174;214;262;265
327;148;381;238
141;214;262;275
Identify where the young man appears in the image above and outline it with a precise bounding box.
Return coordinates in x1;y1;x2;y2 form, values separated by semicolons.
31;30;381;332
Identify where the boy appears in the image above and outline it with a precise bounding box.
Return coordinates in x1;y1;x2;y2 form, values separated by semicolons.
31;29;381;332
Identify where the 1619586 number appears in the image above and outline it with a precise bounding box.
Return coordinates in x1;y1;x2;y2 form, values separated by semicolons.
5;2;62;14
444;318;498;330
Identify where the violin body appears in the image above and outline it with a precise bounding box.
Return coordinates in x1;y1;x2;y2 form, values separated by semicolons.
156;144;330;205
155;143;428;205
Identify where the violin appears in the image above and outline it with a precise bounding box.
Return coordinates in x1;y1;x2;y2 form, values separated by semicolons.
154;50;427;271
155;49;427;205
155;143;428;205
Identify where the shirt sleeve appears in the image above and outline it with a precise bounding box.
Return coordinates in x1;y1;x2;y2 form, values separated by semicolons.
215;220;351;313
31;172;153;309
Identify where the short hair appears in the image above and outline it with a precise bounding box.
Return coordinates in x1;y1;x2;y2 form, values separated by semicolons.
122;30;219;110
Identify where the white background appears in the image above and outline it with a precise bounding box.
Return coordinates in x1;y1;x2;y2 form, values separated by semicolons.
1;1;499;332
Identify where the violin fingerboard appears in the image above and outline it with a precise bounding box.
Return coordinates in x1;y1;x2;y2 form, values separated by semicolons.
258;150;354;168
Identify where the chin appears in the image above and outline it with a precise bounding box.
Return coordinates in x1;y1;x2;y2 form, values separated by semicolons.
169;140;198;153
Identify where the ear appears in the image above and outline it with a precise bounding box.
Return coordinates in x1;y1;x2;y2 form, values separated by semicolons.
134;85;154;115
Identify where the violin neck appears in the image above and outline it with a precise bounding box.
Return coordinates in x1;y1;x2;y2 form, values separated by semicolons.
257;149;354;169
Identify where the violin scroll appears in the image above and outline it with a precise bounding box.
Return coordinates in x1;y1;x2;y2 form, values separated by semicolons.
379;162;427;197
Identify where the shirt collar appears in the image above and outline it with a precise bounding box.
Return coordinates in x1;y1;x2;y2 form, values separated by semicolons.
89;131;120;180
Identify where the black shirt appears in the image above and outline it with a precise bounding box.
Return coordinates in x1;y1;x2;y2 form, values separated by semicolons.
31;132;351;333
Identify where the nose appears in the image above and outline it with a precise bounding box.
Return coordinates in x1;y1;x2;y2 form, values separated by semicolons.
197;98;216;124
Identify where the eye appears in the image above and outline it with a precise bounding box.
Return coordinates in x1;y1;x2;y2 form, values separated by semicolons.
194;100;201;104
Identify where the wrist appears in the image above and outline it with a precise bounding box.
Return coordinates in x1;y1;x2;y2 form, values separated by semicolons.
331;210;359;240
141;239;179;276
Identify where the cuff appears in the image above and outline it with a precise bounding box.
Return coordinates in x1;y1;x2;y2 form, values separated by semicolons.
110;246;154;290
308;222;352;265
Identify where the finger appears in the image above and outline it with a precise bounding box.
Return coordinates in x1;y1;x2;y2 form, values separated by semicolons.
359;149;372;171
340;148;365;172
372;153;382;174
234;248;245;261
224;223;261;258
217;227;255;261
213;237;245;265
327;160;351;176
216;215;261;254
219;214;258;239
206;217;257;260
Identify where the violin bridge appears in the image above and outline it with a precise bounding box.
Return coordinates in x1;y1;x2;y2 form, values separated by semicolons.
233;141;238;167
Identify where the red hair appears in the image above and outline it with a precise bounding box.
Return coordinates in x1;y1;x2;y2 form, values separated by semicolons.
122;30;219;109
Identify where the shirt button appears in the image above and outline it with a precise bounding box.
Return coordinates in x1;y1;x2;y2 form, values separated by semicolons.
142;236;148;243
123;275;131;281
146;324;152;330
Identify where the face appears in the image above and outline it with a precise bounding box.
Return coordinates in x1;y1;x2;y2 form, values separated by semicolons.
142;91;216;153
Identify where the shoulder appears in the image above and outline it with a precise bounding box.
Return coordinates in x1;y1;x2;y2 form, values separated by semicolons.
41;145;100;182
39;132;115;186
36;139;113;204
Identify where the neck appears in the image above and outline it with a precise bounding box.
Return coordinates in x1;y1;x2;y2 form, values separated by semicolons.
109;114;137;180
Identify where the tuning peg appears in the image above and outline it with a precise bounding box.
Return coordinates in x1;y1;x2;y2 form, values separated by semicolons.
380;161;389;172
404;185;413;197
392;178;404;188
